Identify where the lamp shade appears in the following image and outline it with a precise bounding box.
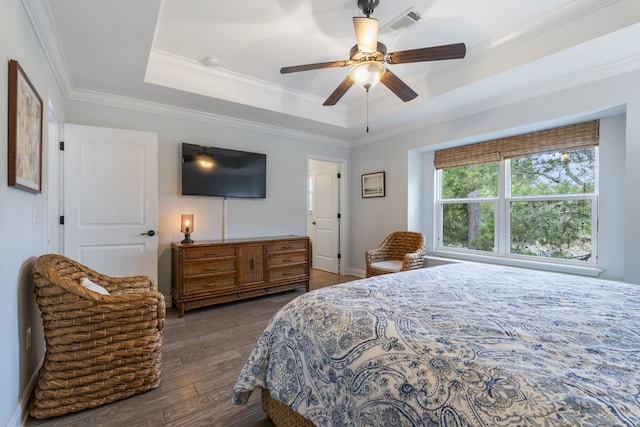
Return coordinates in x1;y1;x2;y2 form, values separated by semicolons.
180;214;194;233
353;17;378;54
349;61;386;90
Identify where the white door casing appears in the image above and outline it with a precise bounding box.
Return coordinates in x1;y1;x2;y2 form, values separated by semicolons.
308;159;340;274
46;102;63;254
63;124;159;282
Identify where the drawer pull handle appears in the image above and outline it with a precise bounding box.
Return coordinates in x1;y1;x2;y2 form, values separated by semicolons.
282;259;292;263
251;258;256;269
203;268;218;272
203;252;218;256
281;246;292;250
283;272;293;276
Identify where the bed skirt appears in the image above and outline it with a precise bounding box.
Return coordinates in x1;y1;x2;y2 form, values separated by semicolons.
261;389;314;427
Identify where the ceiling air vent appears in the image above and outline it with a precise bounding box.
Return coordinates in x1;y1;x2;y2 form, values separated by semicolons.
380;8;422;34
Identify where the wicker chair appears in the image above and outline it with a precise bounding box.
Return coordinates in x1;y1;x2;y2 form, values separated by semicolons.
30;254;165;419
365;231;426;277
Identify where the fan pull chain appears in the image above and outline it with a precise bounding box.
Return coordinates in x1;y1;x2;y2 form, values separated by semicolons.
366;89;370;133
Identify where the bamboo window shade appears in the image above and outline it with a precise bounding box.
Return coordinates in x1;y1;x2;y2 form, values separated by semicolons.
434;120;599;169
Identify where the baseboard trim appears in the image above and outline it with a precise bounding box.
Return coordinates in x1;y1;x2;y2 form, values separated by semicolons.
348;268;366;278
7;355;43;427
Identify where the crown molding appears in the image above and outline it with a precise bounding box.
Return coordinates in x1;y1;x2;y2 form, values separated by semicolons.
467;0;620;59
437;55;640;133
21;0;350;146
351;54;640;147
20;0;74;95
145;49;349;128
148;49;324;105
65;87;351;147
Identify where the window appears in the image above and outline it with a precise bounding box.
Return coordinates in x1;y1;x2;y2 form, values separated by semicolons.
441;162;498;252
435;121;599;265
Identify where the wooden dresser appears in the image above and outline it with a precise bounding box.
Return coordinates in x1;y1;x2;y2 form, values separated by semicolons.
171;235;310;316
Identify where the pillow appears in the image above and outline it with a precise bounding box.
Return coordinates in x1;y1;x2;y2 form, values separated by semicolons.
370;260;403;272
80;277;110;295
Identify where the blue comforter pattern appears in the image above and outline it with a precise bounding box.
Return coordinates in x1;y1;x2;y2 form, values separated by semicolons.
233;263;640;426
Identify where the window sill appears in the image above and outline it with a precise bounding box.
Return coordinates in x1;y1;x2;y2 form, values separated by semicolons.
426;251;603;277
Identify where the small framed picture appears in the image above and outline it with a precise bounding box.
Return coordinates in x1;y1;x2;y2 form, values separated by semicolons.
361;171;385;198
7;59;43;193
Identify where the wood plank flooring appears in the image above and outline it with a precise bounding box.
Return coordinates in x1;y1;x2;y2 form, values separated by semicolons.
25;269;359;427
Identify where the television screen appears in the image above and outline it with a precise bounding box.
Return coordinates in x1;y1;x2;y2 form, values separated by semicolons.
181;143;266;198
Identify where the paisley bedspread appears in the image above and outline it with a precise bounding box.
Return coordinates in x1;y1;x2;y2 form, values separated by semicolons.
233;263;640;426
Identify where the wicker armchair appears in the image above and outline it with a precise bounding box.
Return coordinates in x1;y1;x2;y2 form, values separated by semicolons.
365;231;426;277
30;254;165;419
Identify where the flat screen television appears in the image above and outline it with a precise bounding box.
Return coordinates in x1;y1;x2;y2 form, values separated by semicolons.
181;143;266;198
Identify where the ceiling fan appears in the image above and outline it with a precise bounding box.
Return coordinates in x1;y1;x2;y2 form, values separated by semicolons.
280;0;466;106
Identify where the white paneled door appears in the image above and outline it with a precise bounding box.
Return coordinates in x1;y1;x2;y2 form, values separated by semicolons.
63;124;158;282
309;160;340;274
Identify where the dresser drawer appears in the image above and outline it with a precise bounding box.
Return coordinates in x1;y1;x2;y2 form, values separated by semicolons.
267;240;308;253
269;252;306;267
181;276;237;295
183;246;236;260
172;237;309;316
269;265;307;281
182;259;236;277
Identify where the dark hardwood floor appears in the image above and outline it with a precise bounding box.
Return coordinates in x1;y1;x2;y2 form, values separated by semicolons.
25;269;359;427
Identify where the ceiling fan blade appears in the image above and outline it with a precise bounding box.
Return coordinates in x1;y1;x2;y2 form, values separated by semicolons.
323;76;355;106
380;70;418;102
386;42;466;65
280;60;351;74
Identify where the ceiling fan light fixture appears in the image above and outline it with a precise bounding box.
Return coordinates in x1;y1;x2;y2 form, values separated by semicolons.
353;17;379;53
279;0;465;107
349;61;385;90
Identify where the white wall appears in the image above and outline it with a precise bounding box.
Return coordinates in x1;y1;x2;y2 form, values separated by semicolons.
63;101;352;297
624;98;640;284
1;0;66;425
349;133;417;276
351;70;640;282
597;115;626;279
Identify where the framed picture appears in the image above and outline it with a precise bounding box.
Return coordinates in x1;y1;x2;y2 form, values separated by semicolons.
8;59;43;193
361;171;385;198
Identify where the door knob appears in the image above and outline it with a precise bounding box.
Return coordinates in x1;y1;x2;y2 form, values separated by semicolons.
312;221;317;225
141;230;156;236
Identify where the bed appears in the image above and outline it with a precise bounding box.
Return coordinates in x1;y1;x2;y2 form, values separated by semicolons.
232;262;640;426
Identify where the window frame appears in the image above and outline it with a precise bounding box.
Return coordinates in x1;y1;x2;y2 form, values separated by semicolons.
435;150;599;267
